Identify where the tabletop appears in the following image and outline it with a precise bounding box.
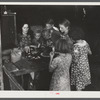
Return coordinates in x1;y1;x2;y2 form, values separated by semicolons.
4;56;50;76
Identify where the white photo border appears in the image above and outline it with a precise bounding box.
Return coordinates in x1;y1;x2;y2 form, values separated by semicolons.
0;2;100;98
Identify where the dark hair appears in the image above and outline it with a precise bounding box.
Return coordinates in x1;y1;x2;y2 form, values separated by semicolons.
22;23;30;30
22;23;28;27
59;19;71;28
32;26;43;33
34;29;42;34
46;19;54;25
42;29;51;39
69;27;85;41
55;38;71;53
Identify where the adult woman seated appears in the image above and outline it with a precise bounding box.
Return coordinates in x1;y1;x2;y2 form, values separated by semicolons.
17;23;32;53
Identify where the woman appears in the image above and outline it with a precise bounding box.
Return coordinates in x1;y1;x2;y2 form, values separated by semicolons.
59;19;72;41
18;24;32;53
18;24;35;90
49;38;72;91
70;27;92;91
59;19;73;52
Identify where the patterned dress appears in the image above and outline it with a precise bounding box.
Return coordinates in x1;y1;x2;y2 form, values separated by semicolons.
71;40;91;90
49;53;72;91
18;34;31;48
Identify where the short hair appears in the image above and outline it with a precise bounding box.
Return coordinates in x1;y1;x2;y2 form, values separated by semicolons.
69;27;85;41
59;19;71;28
46;19;54;25
42;29;51;39
34;29;42;34
55;38;71;53
31;26;43;38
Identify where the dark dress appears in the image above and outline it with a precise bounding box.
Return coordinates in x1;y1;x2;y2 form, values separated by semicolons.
71;40;91;90
60;34;73;53
43;28;61;47
50;28;61;46
32;37;43;47
49;53;72;91
61;34;73;46
17;33;32;90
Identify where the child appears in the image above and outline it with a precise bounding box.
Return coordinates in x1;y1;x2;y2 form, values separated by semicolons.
49;38;72;91
70;27;92;91
32;30;43;48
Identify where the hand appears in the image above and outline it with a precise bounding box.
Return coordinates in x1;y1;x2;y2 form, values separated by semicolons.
52;46;55;52
50;51;54;59
38;43;40;48
24;46;30;53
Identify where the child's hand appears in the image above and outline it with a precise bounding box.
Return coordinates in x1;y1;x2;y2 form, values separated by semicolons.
50;51;54;59
38;43;40;48
52;46;55;52
24;46;30;53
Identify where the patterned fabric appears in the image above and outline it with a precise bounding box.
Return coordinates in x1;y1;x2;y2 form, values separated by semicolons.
49;53;72;91
19;34;31;48
71;40;91;90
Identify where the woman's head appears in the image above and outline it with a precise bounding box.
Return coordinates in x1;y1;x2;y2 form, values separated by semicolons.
22;24;29;34
55;38;71;53
46;19;54;29
59;19;71;33
69;27;85;42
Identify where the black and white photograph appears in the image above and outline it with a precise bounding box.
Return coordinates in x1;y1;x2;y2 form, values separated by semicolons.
0;3;100;95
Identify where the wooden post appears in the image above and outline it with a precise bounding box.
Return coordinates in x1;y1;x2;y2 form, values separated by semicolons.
0;6;4;90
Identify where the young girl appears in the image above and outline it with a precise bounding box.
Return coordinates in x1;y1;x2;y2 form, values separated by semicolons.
70;27;92;91
49;38;72;91
32;30;43;48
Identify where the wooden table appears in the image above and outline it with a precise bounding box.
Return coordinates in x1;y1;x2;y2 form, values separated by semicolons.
3;56;50;90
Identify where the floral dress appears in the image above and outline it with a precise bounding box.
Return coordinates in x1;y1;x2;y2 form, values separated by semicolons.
18;34;31;48
71;40;91;90
49;53;72;91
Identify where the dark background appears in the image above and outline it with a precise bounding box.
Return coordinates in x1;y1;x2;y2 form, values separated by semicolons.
1;5;100;55
6;5;94;26
2;5;100;55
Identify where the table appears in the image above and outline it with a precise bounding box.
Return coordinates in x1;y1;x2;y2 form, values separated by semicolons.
3;56;50;90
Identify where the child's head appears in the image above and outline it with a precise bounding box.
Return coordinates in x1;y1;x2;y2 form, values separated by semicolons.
69;27;85;42
42;29;51;40
46;19;54;30
55;38;71;53
34;30;41;40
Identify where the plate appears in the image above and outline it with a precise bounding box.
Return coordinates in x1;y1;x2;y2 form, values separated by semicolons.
30;45;37;48
41;53;50;57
